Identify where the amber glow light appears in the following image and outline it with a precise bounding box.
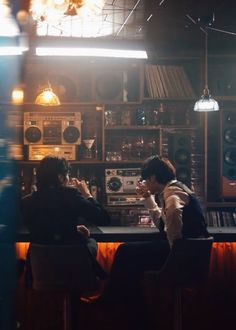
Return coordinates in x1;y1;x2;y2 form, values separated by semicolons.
30;0;105;22
11;87;24;104
35;85;61;106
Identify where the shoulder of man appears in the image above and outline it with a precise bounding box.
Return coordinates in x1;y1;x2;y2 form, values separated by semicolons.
163;182;190;203
168;181;193;195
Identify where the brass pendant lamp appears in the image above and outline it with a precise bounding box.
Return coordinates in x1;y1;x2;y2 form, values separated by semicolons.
35;82;61;106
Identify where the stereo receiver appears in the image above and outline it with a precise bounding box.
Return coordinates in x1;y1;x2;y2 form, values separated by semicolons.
28;145;76;161
107;194;143;205
105;168;141;194
24;112;81;145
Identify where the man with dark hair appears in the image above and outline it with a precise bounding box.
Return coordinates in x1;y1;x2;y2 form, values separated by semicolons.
105;155;208;300
21;156;110;281
138;155;209;246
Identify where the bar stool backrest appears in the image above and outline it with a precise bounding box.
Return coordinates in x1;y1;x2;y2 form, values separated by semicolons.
29;244;99;293
0;243;16;294
156;237;214;287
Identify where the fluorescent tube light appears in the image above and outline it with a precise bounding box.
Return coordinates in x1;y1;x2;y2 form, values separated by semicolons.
0;47;28;56
0;18;19;36
36;47;148;59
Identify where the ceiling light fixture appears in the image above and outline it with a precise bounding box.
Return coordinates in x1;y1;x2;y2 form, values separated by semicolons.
35;82;61;106
30;0;105;22
194;30;219;112
0;0;20;36
36;47;148;59
0;47;27;56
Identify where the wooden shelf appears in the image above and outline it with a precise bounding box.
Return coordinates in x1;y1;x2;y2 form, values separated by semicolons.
206;202;236;208
105;125;199;130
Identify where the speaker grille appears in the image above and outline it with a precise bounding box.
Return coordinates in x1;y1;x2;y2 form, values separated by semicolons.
221;110;236;197
168;133;191;186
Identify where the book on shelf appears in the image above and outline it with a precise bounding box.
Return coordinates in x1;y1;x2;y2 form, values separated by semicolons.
206;210;236;227
145;64;196;99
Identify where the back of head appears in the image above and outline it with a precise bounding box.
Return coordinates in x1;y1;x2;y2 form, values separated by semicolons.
141;155;176;184
36;156;70;191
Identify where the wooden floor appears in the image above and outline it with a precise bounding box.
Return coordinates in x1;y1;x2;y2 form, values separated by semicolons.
15;273;236;330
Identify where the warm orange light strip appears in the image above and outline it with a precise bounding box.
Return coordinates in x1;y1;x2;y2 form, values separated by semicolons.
15;242;123;273
15;242;236;281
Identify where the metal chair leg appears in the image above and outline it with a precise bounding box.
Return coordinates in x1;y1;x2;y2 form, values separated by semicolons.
64;293;71;330
174;287;182;330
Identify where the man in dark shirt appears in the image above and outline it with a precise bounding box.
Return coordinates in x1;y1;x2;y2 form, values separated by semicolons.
21;156;110;280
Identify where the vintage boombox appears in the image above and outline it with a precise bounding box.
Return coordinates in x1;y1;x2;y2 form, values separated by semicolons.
24;112;81;145
105;168;141;194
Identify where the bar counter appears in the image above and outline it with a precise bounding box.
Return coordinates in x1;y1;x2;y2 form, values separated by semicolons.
15;226;236;330
16;225;236;242
15;226;236;275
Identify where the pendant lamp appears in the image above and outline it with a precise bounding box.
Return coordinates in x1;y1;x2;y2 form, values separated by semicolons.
194;30;219;112
35;83;61;106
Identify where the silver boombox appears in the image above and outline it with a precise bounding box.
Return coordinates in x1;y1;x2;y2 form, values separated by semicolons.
24;112;81;145
105;168;141;194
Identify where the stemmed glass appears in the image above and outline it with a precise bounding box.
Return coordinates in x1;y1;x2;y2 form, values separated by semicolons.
134;137;144;159
121;138;132;160
83;139;95;159
147;137;157;156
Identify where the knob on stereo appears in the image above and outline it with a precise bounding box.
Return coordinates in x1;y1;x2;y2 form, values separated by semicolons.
106;177;122;192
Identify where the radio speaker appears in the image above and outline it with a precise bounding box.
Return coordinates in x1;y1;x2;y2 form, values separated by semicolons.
220;111;236;197
93;71;124;102
168;133;191;186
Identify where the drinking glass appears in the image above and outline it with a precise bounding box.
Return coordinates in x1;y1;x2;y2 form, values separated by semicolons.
83;139;95;159
134;137;144;159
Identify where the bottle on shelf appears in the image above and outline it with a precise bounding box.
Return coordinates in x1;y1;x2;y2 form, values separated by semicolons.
185;109;191;125
31;167;37;193
90;175;98;200
20;170;27;196
152;108;159;125
136;108;147;125
158;103;166;125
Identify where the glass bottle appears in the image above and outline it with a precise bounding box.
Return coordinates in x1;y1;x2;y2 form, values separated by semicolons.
90;175;98;199
136;108;147;125
20;169;27;196
153;108;159;125
159;103;165;125
31;167;37;193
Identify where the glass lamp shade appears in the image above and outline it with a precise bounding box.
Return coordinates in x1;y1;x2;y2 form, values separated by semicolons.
35;88;61;106
194;95;219;112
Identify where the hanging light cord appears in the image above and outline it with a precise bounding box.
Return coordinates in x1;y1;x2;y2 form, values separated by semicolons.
203;29;209;96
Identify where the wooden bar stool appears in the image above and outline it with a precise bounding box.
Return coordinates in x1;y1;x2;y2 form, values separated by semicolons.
144;237;214;330
29;244;99;330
